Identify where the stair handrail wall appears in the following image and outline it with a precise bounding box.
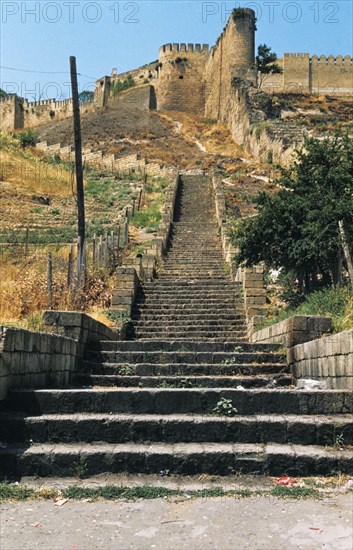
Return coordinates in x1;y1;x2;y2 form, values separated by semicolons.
0;313;120;401
212;174;266;337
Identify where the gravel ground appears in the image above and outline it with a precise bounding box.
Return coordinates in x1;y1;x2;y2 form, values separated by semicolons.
1;493;352;550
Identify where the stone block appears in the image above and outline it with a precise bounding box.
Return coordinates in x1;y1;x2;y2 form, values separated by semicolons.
244;279;264;289
44;310;83;328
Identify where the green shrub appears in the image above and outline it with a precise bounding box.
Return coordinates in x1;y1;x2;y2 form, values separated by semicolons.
17;129;37;148
132;205;161;230
260;286;353;333
112;75;135;96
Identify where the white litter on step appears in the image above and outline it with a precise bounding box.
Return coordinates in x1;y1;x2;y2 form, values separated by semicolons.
297;379;327;390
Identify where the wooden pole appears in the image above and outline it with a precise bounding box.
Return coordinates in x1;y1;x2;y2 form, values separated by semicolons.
25;227;29;256
125;209;129;247
137;188;143;211
117;226;121;250
92;233;97;267
104;232;108;267
132;198;136;218
99;235;103;267
47;253;53;309
67;244;73;288
70;55;86;286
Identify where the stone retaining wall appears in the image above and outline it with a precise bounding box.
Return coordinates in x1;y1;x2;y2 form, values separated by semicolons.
251;316;353;389
36;142;175;178
252;316;333;347
43;311;120;355
0;326;77;401
212;175;266;334
292;330;353;390
0;312;119;401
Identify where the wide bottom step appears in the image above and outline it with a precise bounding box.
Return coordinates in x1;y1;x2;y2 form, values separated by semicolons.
1;442;352;479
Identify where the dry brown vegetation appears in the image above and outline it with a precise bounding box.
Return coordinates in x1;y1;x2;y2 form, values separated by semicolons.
276;93;353;136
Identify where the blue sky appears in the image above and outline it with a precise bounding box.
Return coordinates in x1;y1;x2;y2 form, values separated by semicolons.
1;0;352;100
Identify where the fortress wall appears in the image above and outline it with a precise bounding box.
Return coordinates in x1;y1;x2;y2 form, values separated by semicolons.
111;61;159;86
263;54;353;95
108;84;156;110
157;43;209;114
311;55;353;95
0;96;95;132
23;98;73;128
0;96;22;131
205;9;256;120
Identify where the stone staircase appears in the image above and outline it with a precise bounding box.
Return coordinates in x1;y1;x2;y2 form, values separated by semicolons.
1;175;352;479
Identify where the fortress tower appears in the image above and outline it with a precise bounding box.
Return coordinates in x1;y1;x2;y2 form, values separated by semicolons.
205;8;256;120
157;43;209;114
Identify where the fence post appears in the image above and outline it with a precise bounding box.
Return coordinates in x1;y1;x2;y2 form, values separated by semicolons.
125;209;129;248
92;233;96;267
137;188;143;211
67;244;74;288
104;232;108;267
99;235;103;267
47;253;53;309
117;226;121;250
132;198;136;218
25;227;29;256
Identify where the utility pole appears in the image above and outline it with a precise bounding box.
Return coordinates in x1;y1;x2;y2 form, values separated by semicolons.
70;55;86;286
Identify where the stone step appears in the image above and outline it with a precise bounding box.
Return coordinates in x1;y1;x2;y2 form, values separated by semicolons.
88;341;282;353
3;412;351;446
133;314;245;322
143;280;240;286
132;333;248;341
134;297;240;304
81;362;286;376
74;374;293;389
1;441;352;478
133;328;247;337
85;351;282;364
136;300;241;311
9;389;352;416
133;320;246;328
131;332;248;340
132;309;243;318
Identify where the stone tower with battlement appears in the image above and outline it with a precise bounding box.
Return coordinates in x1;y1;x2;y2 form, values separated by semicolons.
205;8;256;120
157;43;210;114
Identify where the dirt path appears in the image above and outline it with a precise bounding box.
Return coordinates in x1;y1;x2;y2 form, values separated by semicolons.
1;494;352;550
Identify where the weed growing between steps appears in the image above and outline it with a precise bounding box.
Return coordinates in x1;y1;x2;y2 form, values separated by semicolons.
212;398;238;417
0;483;327;502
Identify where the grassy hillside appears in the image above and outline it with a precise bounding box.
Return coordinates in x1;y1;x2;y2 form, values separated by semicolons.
1;93;351;328
0;134;172;325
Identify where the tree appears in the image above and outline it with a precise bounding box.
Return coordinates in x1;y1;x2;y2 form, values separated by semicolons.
232;133;353;293
78;90;94;103
256;44;283;89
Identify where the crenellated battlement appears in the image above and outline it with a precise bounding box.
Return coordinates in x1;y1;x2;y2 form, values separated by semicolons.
0;95;20;104
284;53;310;59
310;54;352;65
0;94;92;132
159;43;209;55
283;52;353;65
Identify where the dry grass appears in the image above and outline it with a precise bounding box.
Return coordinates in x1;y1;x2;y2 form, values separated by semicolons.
0;147;73;197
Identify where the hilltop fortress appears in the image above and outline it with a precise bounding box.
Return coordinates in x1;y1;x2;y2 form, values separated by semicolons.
1;8;352;143
95;8;352;113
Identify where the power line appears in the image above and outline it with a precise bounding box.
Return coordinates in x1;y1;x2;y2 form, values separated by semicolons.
0;65;96;79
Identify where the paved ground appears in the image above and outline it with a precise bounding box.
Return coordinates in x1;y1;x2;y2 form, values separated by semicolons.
1;493;352;550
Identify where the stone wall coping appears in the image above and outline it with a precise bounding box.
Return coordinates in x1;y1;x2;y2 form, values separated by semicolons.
251;315;333;345
43;311;119;341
